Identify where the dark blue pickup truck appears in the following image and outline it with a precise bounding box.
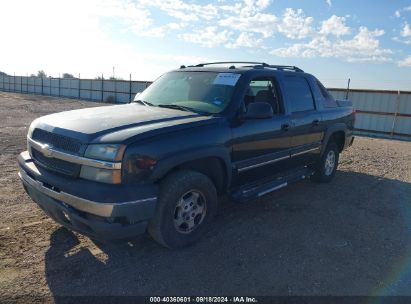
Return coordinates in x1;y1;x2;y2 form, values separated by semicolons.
18;62;355;248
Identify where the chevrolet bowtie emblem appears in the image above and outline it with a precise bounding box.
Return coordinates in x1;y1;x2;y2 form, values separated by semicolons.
41;144;53;157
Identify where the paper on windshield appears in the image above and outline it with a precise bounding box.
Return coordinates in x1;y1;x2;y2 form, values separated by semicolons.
213;73;241;86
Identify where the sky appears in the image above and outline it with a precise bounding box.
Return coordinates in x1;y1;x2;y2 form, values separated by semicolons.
0;0;410;90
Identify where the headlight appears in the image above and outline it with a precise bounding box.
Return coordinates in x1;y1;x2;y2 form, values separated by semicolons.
84;144;125;161
27;121;37;138
80;166;121;184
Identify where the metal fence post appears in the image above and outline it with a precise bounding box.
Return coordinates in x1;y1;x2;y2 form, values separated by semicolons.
78;73;81;100
41;77;43;95
101;74;104;102
58;75;61;97
129;74;132;102
114;78;117;103
390;90;401;137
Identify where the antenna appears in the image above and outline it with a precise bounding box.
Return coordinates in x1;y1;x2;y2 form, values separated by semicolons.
345;78;351;100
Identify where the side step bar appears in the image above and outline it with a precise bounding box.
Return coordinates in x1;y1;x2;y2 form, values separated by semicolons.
230;166;315;202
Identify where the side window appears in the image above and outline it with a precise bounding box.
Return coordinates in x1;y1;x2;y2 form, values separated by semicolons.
316;80;338;108
244;78;282;114
283;76;315;113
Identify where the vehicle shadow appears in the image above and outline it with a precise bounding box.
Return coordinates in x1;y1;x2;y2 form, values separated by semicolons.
45;170;411;298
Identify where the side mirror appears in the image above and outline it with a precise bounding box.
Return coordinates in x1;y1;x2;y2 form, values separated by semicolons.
243;102;273;119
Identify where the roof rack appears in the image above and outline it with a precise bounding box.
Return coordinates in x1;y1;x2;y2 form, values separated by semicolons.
266;65;304;72
181;62;304;72
192;61;268;67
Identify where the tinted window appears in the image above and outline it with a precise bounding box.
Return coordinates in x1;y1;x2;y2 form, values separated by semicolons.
244;78;282;114
283;77;315;112
316;80;338;108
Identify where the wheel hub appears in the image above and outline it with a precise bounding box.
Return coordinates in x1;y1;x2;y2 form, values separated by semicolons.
174;190;207;234
324;150;336;176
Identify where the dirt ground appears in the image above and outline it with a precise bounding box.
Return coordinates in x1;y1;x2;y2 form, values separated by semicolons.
0;91;411;299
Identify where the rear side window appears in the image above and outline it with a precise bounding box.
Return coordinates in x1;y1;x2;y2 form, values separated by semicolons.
317;80;338;108
283;76;315;112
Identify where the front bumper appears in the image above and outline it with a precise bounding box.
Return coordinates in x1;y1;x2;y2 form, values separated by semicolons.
18;151;158;242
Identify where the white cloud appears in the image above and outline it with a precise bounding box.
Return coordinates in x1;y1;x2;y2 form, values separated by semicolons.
278;8;314;39
219;13;278;38
394;22;411;44
401;22;411;37
319;15;351;36
394;5;411;18
96;0;154;32
225;32;263;48
0;0;400;75
240;0;271;16
179;26;232;48
138;0;219;22
326;0;332;7
95;0;189;38
0;0;210;80
398;55;411;67
393;36;411;45
271;26;392;63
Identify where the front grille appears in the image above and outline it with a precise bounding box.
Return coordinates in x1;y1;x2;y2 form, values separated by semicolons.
32;149;80;177
32;129;82;154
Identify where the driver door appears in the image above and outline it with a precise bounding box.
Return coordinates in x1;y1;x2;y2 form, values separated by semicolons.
231;77;292;186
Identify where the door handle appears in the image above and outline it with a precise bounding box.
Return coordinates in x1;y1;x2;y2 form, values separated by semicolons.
312;119;320;126
281;123;290;131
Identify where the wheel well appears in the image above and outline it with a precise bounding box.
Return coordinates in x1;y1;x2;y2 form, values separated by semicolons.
330;131;345;152
167;157;228;195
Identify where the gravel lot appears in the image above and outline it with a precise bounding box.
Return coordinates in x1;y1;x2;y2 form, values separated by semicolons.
0;91;410;299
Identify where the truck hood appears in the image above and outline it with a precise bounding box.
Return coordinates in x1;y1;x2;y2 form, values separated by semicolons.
32;103;218;143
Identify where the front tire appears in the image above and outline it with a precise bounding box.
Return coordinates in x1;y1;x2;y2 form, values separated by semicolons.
148;170;218;248
312;142;339;183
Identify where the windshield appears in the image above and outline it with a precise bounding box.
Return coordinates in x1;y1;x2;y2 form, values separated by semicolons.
134;71;240;114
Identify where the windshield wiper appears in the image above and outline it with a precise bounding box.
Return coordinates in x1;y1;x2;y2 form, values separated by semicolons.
136;102;210;115
134;99;155;107
157;104;196;113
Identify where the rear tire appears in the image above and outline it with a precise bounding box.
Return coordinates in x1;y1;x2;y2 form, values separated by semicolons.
312;142;339;183
148;170;218;248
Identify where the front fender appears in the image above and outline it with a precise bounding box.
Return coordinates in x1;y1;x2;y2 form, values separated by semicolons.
150;145;232;187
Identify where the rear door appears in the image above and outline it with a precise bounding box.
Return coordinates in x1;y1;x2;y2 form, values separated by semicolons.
281;75;323;168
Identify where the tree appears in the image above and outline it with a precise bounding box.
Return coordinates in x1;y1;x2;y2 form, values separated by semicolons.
37;70;47;78
62;73;75;79
0;71;7;76
109;76;123;80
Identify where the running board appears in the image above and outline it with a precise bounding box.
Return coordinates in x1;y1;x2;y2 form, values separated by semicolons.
230;166;315;202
